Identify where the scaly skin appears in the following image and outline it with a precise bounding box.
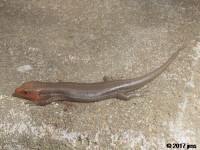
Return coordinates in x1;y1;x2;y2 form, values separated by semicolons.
14;45;186;106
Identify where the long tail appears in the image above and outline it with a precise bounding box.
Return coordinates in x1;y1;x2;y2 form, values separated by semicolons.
131;44;186;87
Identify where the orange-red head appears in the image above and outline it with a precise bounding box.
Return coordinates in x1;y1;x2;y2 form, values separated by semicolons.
14;81;45;101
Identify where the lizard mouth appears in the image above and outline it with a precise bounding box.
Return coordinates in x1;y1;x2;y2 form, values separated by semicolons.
12;92;31;100
12;92;20;98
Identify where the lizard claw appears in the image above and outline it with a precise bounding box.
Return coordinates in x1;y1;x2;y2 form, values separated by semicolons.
25;101;37;106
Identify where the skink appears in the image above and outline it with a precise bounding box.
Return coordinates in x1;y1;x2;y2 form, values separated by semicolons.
14;45;185;106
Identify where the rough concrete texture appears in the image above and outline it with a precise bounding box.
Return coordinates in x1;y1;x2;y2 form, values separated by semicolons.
0;0;200;149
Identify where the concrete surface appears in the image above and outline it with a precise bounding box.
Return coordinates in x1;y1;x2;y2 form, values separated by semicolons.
0;0;200;149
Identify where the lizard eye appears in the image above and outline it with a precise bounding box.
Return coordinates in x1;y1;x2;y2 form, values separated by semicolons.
23;91;28;95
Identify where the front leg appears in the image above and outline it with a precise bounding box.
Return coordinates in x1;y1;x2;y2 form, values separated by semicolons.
103;76;115;81
26;96;67;106
103;76;124;82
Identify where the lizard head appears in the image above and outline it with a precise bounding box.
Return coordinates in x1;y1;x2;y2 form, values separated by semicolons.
14;81;45;101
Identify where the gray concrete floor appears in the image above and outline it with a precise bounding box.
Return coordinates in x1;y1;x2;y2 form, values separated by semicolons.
0;0;200;149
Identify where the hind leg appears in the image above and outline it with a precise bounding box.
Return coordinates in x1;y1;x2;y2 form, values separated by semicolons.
116;87;149;101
